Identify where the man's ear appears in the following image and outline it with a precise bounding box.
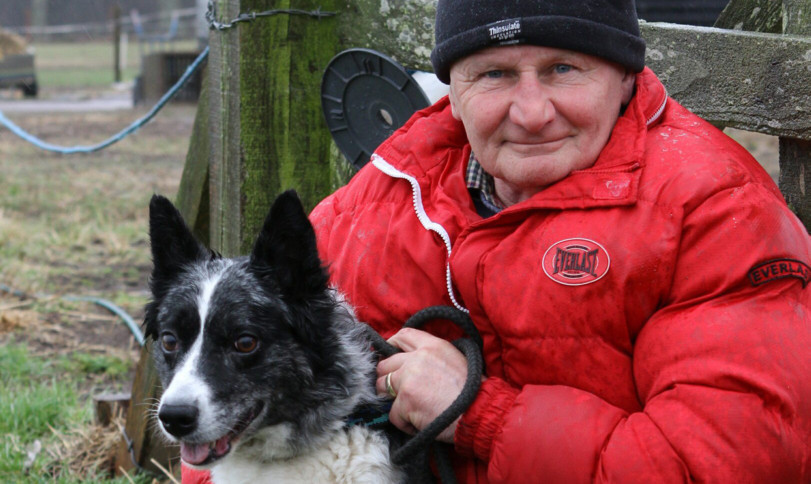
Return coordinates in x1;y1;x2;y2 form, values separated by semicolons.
448;83;462;120
620;69;637;105
250;190;328;296
148;194;212;284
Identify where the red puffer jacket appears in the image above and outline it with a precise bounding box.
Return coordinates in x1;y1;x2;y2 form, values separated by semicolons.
311;68;811;483
181;69;810;483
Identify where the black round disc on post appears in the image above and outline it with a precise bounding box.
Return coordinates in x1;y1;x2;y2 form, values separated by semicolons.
321;48;431;169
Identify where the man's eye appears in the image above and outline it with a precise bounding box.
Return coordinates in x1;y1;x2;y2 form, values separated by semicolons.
484;70;504;79
161;333;178;352
554;64;573;74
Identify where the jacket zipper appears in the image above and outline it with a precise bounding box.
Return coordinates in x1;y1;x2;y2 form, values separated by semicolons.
647;89;668;126
371;154;469;314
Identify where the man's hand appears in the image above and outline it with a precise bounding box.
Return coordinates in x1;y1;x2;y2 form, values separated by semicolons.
375;328;470;443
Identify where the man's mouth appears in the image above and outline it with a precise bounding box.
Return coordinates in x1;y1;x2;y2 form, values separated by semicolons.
179;402;264;467
506;137;568;151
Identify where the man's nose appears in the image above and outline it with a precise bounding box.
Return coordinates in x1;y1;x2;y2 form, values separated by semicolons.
508;75;555;132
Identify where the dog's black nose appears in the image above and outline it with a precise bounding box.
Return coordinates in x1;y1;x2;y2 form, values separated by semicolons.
159;404;199;438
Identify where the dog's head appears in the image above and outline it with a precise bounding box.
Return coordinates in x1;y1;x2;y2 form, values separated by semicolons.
145;191;369;467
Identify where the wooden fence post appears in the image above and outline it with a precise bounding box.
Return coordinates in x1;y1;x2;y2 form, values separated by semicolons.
178;0;441;230
176;72;211;246
113;4;122;83
778;0;810;229
208;0;342;256
114;344;176;477
715;0;782;32
713;0;811;229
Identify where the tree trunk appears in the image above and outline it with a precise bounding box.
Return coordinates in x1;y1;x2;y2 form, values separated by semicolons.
176;70;211;246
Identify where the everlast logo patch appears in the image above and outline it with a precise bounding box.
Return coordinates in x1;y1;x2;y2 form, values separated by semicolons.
543;238;610;286
553;248;599;277
486;18;522;44
748;259;810;288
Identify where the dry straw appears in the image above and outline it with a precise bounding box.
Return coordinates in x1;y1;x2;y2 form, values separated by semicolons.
0;28;28;60
45;416;124;478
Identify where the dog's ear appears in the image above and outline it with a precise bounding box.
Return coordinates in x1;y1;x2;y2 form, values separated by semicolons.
148;194;212;287
145;195;213;340
250;190;328;296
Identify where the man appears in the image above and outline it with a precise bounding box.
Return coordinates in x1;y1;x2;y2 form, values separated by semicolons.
184;0;810;481
314;0;811;481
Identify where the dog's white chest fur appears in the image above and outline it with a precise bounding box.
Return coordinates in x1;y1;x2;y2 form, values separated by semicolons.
211;425;403;483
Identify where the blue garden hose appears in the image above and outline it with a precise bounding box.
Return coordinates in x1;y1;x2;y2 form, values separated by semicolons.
63;295;144;346
0;284;145;346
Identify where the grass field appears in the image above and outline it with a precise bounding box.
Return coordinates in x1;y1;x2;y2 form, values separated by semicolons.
0;343;153;483
1;41;195;482
31;40;198;90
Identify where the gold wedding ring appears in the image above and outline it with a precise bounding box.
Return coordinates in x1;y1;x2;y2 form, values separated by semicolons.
385;372;397;398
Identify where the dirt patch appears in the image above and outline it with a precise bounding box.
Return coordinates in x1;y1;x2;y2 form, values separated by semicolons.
0;294;141;383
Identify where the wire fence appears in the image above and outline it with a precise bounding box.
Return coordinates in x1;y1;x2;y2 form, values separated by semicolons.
4;8;199;42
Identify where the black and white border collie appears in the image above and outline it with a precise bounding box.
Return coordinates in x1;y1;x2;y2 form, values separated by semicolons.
144;191;404;483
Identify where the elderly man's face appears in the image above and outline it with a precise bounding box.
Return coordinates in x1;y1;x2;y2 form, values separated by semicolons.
449;45;636;204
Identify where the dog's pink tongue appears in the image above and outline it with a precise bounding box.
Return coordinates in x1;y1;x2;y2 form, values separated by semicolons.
180;442;211;466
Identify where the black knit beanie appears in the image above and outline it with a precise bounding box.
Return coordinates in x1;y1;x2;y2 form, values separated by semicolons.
431;0;646;83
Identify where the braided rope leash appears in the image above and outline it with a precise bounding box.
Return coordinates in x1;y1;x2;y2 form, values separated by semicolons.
364;306;485;484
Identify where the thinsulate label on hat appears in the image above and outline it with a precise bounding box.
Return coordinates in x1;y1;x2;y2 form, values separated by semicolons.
487;18;522;44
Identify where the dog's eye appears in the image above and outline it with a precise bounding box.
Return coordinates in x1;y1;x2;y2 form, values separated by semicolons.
161;333;179;352
234;335;258;354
